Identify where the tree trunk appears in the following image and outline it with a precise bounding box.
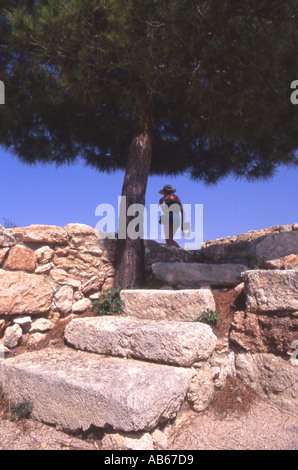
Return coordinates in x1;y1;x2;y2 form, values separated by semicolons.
114;108;153;288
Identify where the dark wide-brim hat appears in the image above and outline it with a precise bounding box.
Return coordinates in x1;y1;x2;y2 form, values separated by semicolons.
159;184;176;195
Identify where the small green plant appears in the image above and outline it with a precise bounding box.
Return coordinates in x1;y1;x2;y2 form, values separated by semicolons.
92;287;124;316
196;309;222;327
9;400;33;421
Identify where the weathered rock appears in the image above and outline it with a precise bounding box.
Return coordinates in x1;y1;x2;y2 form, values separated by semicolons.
101;432;154;451
265;254;298;270
35;246;54;265
102;277;115;290
200;240;252;266
71;298;93;313
151;429;169;450
209;351;237;388
64;316;217;366
0;270;54;315
144;239;197;266
187;363;215;412
243;270;298;312
10;225;68;245
3;324;23;348
121;289;216;322
35;262;54;274
29;318;55;333
4;244;36;272
230;310;298;356
76;252;101;267
0;225;16;247
50;269;81;289
235;353;298;415
27;332;46;346
81;275;104;294
65;223;96;238
254;231;298;266
233;281;245;295
66;225;116;259
52;257;75;270
13;316;32;333
67;257;105;293
54;247;70;257
0;348;194;432
53;285;73;314
230;311;263;352
152;262;248;288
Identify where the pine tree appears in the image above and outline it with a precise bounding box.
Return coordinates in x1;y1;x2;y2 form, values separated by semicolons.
0;0;298;287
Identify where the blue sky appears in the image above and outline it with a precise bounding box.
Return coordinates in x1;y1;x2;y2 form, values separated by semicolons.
1;147;297;247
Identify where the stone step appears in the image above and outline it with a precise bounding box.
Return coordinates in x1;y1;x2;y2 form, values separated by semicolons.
64;316;217;367
120;289;216;321
151;262;249;288
0;348;194;433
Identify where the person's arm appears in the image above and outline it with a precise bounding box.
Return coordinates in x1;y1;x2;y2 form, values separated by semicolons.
159;195;166;206
159;195;166;214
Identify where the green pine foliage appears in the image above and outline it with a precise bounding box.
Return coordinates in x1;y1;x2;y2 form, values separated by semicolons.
0;0;297;183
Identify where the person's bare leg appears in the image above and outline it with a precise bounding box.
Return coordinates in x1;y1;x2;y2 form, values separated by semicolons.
166;223;180;248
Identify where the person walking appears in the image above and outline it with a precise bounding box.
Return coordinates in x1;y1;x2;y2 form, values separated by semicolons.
158;184;184;247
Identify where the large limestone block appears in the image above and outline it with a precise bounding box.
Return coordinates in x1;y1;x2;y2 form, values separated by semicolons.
254;231;298;266
64;316;217;366
10;225;68;245
0;348;194;432
235;353;298;415
120;289;216;322
243;270;298;312
152;262;248;288
0;270;54;315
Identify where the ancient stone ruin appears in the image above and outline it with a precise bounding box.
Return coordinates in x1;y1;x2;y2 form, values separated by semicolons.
0;222;297;449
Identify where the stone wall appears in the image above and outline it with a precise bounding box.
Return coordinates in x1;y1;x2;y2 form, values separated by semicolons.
0;221;297;415
1;221;298;352
200;223;298;267
0;223;116;349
